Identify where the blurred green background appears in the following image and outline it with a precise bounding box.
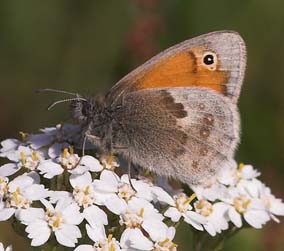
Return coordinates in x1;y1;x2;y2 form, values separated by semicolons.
0;0;283;250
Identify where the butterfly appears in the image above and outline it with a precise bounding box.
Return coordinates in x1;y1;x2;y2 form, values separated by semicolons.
44;30;246;185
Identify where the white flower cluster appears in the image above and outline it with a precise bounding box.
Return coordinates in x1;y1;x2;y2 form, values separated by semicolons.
0;124;283;250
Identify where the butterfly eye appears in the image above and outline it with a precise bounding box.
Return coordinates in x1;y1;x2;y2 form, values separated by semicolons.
202;52;217;70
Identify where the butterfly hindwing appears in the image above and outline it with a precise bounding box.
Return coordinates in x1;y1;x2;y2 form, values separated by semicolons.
111;87;239;184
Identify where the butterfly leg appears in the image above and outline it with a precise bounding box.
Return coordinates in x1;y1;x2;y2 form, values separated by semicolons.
75;132;100;167
84;133;100;153
127;159;137;192
112;145;136;191
127;152;136;192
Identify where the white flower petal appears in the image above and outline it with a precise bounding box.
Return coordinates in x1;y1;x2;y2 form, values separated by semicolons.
120;228;153;251
40;199;54;211
81;156;103;172
26;220;50;246
93;179;117;193
244;210;270;229
184;211;206;231
270;200;284;216
164;207;181;222
128;197;156;214
83;205;108;227
241;165;260;179
186;211;207;224
62;203;83;225
93;191;112;206
142;219;168;242
204;223;216;237
38;160;63;179
0;207;15;221
217;161;238;186
132;180;153;201
151;186;175;205
184;216;204;231
48;191;73;204
70;165;88;175
16;208;45;224
86;224;106;242
55;224;81;247
121;174;131;184
100;170;119;187
0;163;20;177
5;146;31;163
228;207;242;228
239;179;260;198
0;138;21;154
8;174;35;192
104;195;127;215
74;245;94;251
70;172;92;189
24;184;48;201
167;226;176;240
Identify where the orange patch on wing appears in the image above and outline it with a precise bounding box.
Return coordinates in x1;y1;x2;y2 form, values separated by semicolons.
135;48;228;95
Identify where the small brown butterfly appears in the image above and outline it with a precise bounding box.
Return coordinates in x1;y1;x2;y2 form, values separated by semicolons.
43;30;246;185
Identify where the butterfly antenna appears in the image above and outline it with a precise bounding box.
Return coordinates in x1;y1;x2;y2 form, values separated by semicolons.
47;97;87;110
36;88;79;97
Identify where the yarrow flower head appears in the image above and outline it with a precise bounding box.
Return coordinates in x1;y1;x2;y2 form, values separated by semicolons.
0;172;48;221
0;124;283;250
17;198;83;247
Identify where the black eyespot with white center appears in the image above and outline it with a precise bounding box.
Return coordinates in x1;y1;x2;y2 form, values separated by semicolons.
202;52;217;71
203;54;214;65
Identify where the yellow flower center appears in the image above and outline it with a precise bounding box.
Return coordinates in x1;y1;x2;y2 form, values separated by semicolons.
98;235;119;251
32;151;39;161
8;187;30;208
122;209;144;228
73;185;96;208
63;148;69;158
101;155;118;171
20;152;26;165
154;238;178;251
195;200;213;217
238;163;245;171
0;177;9;198
175;193;196;213
118;183;136;202
233;195;251;213
61;148;79;170
46;210;64;231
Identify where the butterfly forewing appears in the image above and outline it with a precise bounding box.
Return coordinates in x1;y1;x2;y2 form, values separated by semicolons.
107;31;246;105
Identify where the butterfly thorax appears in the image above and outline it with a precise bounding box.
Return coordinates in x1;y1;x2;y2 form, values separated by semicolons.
70;95;115;153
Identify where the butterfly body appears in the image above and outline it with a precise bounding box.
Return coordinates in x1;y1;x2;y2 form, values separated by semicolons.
71;31;246;185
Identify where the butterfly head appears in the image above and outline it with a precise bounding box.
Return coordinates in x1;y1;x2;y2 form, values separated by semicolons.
70;95;107;127
38;88;107;127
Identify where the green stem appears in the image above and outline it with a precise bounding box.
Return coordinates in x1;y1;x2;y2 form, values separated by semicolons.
56;174;64;190
192;231;203;251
